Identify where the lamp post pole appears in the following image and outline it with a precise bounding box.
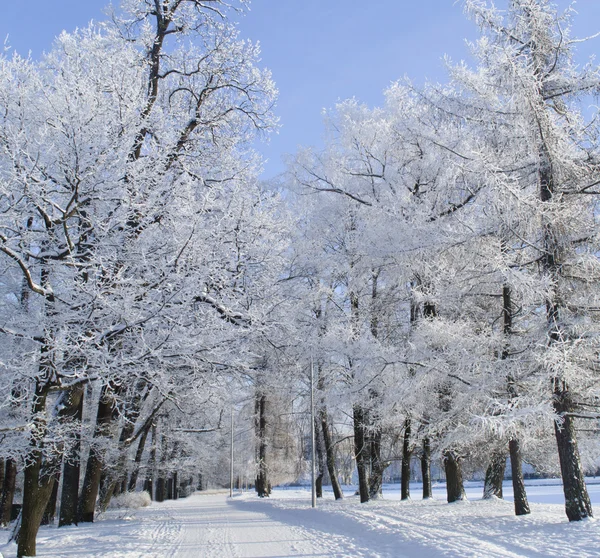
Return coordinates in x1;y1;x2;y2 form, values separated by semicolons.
311;355;316;508
230;408;234;498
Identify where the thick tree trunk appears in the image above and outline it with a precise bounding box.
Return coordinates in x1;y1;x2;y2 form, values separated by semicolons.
79;385;118;523
508;438;530;516
483;451;506;500
319;408;343;500
59;384;84;527
368;426;384;500
552;386;592;521
401;419;412;501
443;450;466;503
421;437;432;500
18;384;56;558
0;459;17;526
353;404;370;503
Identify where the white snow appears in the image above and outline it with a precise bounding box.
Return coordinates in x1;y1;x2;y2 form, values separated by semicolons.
1;482;600;557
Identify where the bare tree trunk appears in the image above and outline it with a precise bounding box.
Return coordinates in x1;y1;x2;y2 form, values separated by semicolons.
18;383;56;558
79;384;118;523
483;451;506;500
319;408;343;500
538;130;592;521
145;424;157;499
401;419;412;500
368;425;384;500
41;472;60;526
552;385;591;521
353;404;370;503
314;416;325;498
0;459;17;526
155;430;168;503
443;450;466;503
255;393;270;498
421;437;432;500
508;438;530;516
59;384;84;527
128;424;150;492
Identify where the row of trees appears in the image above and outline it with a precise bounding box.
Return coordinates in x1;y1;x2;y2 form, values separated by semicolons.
274;0;600;521
0;0;294;556
2;0;600;556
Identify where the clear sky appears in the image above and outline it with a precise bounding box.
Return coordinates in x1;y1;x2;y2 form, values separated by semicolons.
2;1;600;179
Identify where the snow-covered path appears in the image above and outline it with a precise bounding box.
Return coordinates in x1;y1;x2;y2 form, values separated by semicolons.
156;492;397;557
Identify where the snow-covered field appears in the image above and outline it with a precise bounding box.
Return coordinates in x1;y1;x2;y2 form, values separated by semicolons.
2;481;600;557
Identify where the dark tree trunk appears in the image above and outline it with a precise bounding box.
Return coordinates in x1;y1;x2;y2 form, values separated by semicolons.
167;478;174;500
421;437;432;500
155;430;168;502
0;459;4;507
173;472;179;500
443;450;466;503
145;424;157;499
59;384;84;527
483;451;506;500
353;404;370;503
79;384;118;523
41;472;60;526
508;438;530;516
18;383;56;558
314;416;325;498
401;419;412;501
537;126;592;521
255;393;270;498
319;408;343;500
155;477;166;502
0;459;17;526
128;424;150;492
552;386;592;521
368;413;385;500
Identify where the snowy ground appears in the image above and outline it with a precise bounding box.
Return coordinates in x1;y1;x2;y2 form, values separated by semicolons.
1;481;600;557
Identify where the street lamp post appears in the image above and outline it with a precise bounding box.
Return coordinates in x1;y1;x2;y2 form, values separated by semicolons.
311;355;316;508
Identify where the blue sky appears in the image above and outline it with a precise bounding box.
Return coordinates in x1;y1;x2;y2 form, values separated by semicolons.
2;1;600;178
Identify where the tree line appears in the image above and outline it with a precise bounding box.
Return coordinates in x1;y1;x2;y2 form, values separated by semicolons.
1;1;600;557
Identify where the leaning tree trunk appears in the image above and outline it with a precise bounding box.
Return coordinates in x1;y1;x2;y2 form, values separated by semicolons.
552;386;592;521
0;458;17;526
421;437;432;500
401;418;412;501
443;450;466;503
40;472;60;526
353;404;370;503
79;384;118;523
128;423;151;492
508;438;530;516
483;450;506;500
319;408;343;500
